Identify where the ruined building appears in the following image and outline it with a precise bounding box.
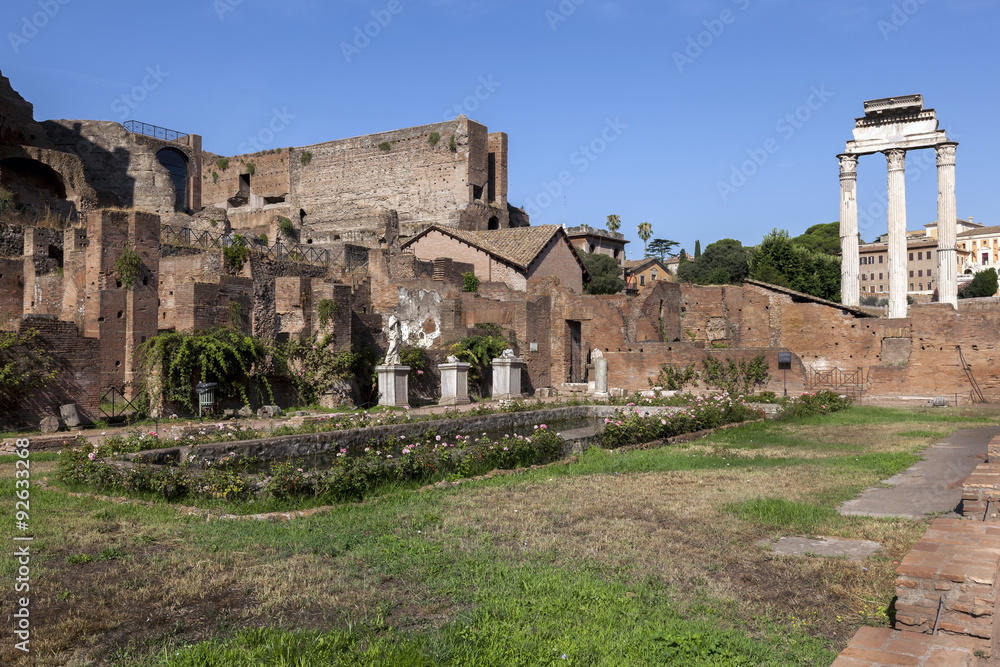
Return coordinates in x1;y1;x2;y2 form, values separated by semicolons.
2;68;1000;427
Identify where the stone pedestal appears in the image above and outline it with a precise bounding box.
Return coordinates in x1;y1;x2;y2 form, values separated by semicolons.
439;362;471;406
492;357;523;401
593;358;609;399
377;365;411;408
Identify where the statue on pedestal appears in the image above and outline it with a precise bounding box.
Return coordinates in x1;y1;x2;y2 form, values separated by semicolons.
383;315;402;366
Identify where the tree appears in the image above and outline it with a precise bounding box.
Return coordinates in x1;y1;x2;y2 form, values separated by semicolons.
582;252;625;294
646;238;679;261
606;214;621;234
960;268;998;299
676;239;749;285
791;222;841;256
637;221;652;256
748;228;841;301
694;240;701;259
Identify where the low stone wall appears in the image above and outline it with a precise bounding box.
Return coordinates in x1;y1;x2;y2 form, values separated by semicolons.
134;405;628;468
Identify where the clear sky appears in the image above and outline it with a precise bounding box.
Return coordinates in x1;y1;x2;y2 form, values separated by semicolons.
2;0;997;258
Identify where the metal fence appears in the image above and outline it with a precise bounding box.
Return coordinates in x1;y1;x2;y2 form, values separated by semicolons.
160;224;368;273
123;120;188;143
805;367;866;400
99;387;141;422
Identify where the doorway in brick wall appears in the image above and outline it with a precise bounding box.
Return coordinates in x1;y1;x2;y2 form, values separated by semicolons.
567;320;582;383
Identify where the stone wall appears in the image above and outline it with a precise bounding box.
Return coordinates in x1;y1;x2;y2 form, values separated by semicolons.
0;258;23;329
202;117;509;243
14;316;100;425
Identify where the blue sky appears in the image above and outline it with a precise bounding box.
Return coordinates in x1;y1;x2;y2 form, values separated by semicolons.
2;0;998;259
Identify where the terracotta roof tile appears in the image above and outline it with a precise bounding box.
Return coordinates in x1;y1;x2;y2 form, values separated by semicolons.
403;225;570;270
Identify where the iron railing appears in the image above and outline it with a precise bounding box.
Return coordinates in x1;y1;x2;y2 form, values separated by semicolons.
415;259;434;279
160;224;368;272
123;120;188;143
805;367;866;401
99;387;141;422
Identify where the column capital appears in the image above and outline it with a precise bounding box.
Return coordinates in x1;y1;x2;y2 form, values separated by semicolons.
883;148;906;172
838;153;858;178
936;142;958;167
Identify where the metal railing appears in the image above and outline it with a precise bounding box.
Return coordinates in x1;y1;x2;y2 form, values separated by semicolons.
805;367;866;400
123;120;188;143
415;259;434;279
160;224;366;272
99;387;141;422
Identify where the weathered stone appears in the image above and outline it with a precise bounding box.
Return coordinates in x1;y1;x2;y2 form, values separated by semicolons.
257;405;282;419
223;409;237;418
59;403;81;427
377;365;410;408
237;406;253;418
39;416;60;433
440;361;471;406
492;355;523;401
932;396;949;407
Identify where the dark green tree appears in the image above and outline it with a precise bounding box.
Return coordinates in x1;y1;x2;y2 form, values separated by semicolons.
676;239;749;285
646;238;679;261
582;252;625;294
790;222;842;256
959;269;998;299
694;240;701;259
748;228;841;301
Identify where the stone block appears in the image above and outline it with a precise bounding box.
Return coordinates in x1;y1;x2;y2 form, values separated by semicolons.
257;405;282;419
39;416;60;433
439;362;471;407
377;365;410;408
492;357;523;401
59;403;81;427
237;406;253;418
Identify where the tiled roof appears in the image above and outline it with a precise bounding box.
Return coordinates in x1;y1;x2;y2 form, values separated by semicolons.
403;225;576;271
624;257;669;272
958;225;1000;238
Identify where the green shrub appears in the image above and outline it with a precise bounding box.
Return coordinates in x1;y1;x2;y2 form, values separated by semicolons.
650;363;696;391
401;346;428;379
779;390;852;420
246;161;256;176
317;299;338;328
448;324;515;397
600;395;763;449
211;171;218;183
114;242;142;288
462;271;480;293
448;134;457;152
223;235;250;272
960;268;998;299
259;233;268;246
701;355;770;396
278;216;295;239
379;142;392;152
217;158;229;170
428;132;440;146
299;150;313;166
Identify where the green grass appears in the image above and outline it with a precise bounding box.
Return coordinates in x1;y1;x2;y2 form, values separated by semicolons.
727;497;840;533
0;452;59;464
898;430;948;439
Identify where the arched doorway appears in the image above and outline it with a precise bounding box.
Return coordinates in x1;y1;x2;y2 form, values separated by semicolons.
155;148;189;211
487;216;499;230
0;157;76;221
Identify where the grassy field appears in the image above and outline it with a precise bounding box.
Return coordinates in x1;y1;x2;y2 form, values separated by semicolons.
1;405;998;666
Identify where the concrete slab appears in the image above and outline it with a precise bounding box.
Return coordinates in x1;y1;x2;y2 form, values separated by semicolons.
762;536;881;561
838;426;999;519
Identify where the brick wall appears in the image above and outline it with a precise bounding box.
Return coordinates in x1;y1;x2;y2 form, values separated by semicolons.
15;316;101;424
406;229;525;289
527;234;584;294
0;258;23;329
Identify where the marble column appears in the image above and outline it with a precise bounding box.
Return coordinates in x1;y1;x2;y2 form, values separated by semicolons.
936;142;959;308
593;358;609;399
884;149;908;319
838;154;860;307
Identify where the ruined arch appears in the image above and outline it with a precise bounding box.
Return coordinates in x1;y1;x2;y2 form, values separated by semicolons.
155;147;189;212
0;156;76;220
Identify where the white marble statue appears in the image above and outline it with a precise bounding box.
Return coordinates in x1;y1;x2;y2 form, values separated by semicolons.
383;315;402;366
500;348;516;359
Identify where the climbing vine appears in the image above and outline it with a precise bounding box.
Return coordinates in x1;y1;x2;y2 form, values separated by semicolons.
0;328;57;408
285;334;361;406
115;242;142;288
223;235;250;273
137;328;283;413
317;299;338;328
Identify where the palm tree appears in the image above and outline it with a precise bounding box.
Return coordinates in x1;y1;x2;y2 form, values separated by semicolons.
637;221;652;256
606;214;621;234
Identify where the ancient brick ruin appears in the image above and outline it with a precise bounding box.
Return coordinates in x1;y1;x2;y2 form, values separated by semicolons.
2;68;1000;426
